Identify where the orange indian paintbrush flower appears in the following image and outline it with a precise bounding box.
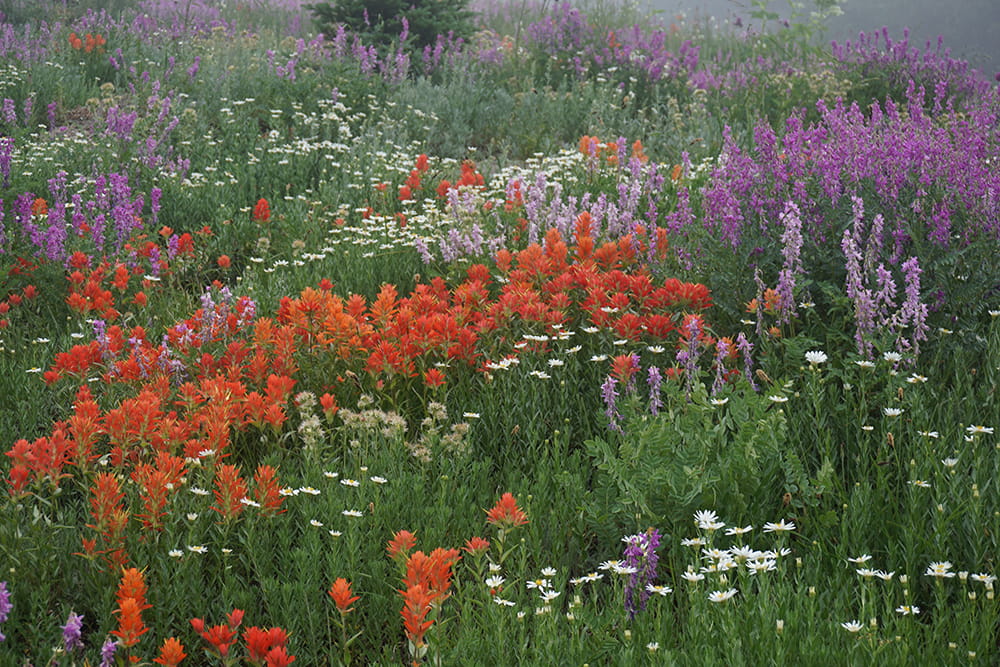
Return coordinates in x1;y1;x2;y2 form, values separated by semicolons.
462;536;490;557
328;578;360;614
485;492;529;529
386;529;417;563
112;596;148;648
399;584;436;647
152;637;187;666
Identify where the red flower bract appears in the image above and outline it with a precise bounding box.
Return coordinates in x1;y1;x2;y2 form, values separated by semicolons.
253;198;271;222
328;578;360;614
485;492;529;529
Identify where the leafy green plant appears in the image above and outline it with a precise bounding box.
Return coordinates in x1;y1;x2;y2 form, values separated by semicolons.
584;378;788;539
308;0;474;52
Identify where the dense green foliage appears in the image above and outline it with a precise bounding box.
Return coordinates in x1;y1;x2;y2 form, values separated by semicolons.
308;0;475;51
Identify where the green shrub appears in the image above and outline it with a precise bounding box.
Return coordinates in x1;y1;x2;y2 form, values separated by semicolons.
308;0;474;52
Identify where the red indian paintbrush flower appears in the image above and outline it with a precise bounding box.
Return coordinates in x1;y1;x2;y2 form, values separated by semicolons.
191;608;243;658
485;492;529;529
252;198;271;222
399;584;436;648
328;578;360;614
462;536;490;557
264;645;296;666
211;464;247;521
244;625;290;663
112;568;151;649
386;529;417;564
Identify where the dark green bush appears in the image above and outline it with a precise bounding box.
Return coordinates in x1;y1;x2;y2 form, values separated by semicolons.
307;0;474;53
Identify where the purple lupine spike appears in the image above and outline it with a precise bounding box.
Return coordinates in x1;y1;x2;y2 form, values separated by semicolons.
0;136;13;188
647;366;663;416
735;333;757;391
712;338;730;395
99;638;117;667
601;375;623;433
0;580;10;642
623;528;662;619
61;611;84;652
775;201;804;324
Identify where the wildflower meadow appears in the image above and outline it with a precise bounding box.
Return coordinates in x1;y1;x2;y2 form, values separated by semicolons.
0;0;997;663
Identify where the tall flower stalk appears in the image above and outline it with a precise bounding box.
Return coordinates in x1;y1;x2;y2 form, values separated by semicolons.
622;528;661;619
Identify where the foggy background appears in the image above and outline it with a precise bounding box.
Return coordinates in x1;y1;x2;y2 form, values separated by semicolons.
648;0;1000;77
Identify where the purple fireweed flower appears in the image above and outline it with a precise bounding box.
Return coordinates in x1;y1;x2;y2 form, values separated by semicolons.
62;611;84;651
0;581;10;641
47;101;57;131
3;98;15;124
623;528;661;619
647;366;663;416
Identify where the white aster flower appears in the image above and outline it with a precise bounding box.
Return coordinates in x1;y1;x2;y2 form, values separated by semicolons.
841;620;863;633
539;589;561;602
763;519;796;533
708;588;738;603
693;509;719;525
925;562;955;578
805;350;828;365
